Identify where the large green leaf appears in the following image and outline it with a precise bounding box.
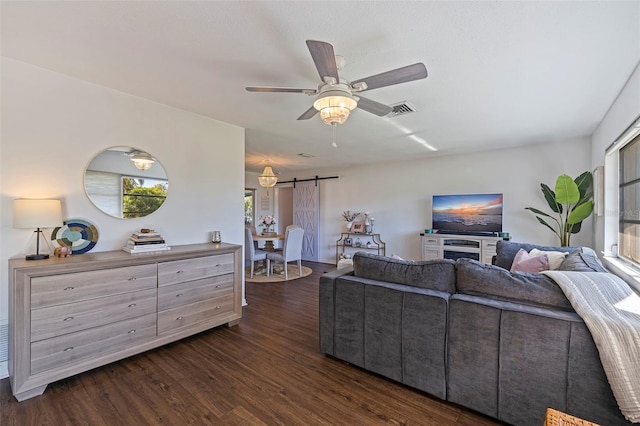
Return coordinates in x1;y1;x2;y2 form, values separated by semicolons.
535;216;560;238
570;221;582;234
524;206;553;218
555;174;580;204
541;183;562;213
567;200;594;224
574;171;593;199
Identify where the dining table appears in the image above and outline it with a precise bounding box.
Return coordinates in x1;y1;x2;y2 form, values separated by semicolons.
252;233;285;252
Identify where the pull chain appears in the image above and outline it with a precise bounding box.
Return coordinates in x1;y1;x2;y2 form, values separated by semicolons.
332;123;338;148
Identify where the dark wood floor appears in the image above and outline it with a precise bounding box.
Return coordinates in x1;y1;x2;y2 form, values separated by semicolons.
1;261;503;425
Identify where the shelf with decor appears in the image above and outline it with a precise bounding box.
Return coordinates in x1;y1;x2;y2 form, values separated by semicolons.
336;232;386;264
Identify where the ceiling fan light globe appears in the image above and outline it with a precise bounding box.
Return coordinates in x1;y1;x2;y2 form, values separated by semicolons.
131;153;155;170
313;90;357;126
319;106;351;125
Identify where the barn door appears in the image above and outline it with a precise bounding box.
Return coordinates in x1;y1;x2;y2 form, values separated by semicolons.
293;181;319;261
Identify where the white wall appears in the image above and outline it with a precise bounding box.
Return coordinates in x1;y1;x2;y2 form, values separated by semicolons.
1;59;245;375
276;139;594;264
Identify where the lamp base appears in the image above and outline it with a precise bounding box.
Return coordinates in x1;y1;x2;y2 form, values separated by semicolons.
26;254;49;261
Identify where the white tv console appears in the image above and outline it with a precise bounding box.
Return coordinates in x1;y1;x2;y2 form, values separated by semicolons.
421;233;503;264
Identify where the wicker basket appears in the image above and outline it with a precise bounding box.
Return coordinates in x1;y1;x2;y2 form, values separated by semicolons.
544;408;600;426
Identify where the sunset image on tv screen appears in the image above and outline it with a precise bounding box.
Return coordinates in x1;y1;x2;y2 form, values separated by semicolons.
432;193;503;233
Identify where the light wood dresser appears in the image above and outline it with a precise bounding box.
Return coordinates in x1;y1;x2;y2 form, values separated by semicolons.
8;242;242;401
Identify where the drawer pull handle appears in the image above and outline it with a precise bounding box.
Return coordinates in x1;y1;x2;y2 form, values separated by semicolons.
215;264;222;267
128;277;137;281
63;286;74;291
176;270;184;274
215;305;222;309
176;293;183;297
128;329;136;334
128;304;137;308
63;347;74;352
63;316;74;321
176;316;184;320
215;285;220;289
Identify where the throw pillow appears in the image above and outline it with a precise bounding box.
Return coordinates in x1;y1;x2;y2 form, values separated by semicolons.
390;253;404;260
529;248;568;270
510;248;550;273
559;249;608;272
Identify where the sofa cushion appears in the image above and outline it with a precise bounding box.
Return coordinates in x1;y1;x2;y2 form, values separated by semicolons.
456;258;573;310
510;249;550;273
529;248;568;270
352;252;456;293
559;248;608;272
495;241;581;270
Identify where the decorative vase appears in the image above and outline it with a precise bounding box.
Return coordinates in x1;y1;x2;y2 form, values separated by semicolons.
364;213;371;234
346;221;353;232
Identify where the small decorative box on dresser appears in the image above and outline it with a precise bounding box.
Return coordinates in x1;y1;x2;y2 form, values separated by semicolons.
8;242;242;401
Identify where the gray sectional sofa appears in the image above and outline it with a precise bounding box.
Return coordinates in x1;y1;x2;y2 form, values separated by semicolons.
319;242;631;425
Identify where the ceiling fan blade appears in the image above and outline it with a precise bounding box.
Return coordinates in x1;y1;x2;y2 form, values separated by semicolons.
297;106;318;120
246;87;316;94
352;63;428;92
306;40;339;83
356;96;393;117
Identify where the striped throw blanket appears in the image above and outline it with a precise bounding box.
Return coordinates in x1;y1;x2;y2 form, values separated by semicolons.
543;271;640;423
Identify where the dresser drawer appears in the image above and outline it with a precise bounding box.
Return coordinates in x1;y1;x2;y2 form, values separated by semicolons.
31;264;157;309
158;274;233;311
31;288;157;342
31;313;157;375
482;240;499;253
158;254;234;287
158;294;234;335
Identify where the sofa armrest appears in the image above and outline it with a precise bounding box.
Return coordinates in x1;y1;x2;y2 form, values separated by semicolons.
319;268;354;355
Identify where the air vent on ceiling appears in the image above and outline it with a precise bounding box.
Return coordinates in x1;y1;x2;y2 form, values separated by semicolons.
388;101;417;117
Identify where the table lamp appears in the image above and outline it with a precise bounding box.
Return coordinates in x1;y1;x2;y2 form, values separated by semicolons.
13;199;63;260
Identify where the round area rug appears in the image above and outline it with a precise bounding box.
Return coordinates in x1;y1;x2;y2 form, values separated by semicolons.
245;265;312;283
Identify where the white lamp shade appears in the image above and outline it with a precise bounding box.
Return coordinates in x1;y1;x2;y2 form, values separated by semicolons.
13;199;63;229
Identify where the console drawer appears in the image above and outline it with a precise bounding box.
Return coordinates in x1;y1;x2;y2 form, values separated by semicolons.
158;254;234;286
31;288;157;341
31;313;157;375
158;294;234;335
158;274;233;311
31;264;157;309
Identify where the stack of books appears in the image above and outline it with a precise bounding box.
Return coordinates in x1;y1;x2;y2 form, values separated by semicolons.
122;230;170;254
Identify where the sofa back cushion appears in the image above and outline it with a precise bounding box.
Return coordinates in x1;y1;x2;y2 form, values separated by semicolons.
456;258;573;310
352;252;456;293
559;247;608;272
494;241;581;270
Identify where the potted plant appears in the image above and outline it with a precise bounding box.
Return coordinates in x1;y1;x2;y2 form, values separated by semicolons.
342;210;361;231
525;171;594;246
258;215;277;235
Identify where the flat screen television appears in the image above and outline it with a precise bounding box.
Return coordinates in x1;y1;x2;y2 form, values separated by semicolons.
432;193;503;234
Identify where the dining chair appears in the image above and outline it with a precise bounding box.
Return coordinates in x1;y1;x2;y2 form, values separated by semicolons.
266;227;304;280
245;227;267;278
245;224;259;249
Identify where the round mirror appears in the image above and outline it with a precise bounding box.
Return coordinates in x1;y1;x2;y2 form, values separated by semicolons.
84;146;168;219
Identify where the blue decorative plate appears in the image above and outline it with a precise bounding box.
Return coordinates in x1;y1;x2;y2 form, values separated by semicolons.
51;218;99;254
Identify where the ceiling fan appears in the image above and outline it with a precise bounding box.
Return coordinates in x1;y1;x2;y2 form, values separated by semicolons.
246;40;428;127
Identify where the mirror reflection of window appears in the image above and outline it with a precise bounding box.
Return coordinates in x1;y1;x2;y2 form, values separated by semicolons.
245;189;256;225
122;177;168;219
84;147;168;219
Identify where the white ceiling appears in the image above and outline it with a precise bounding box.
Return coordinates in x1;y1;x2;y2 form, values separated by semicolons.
2;1;639;174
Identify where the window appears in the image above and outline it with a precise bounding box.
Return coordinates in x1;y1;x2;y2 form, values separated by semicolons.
122;176;168;219
245;189;255;225
619;135;640;265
